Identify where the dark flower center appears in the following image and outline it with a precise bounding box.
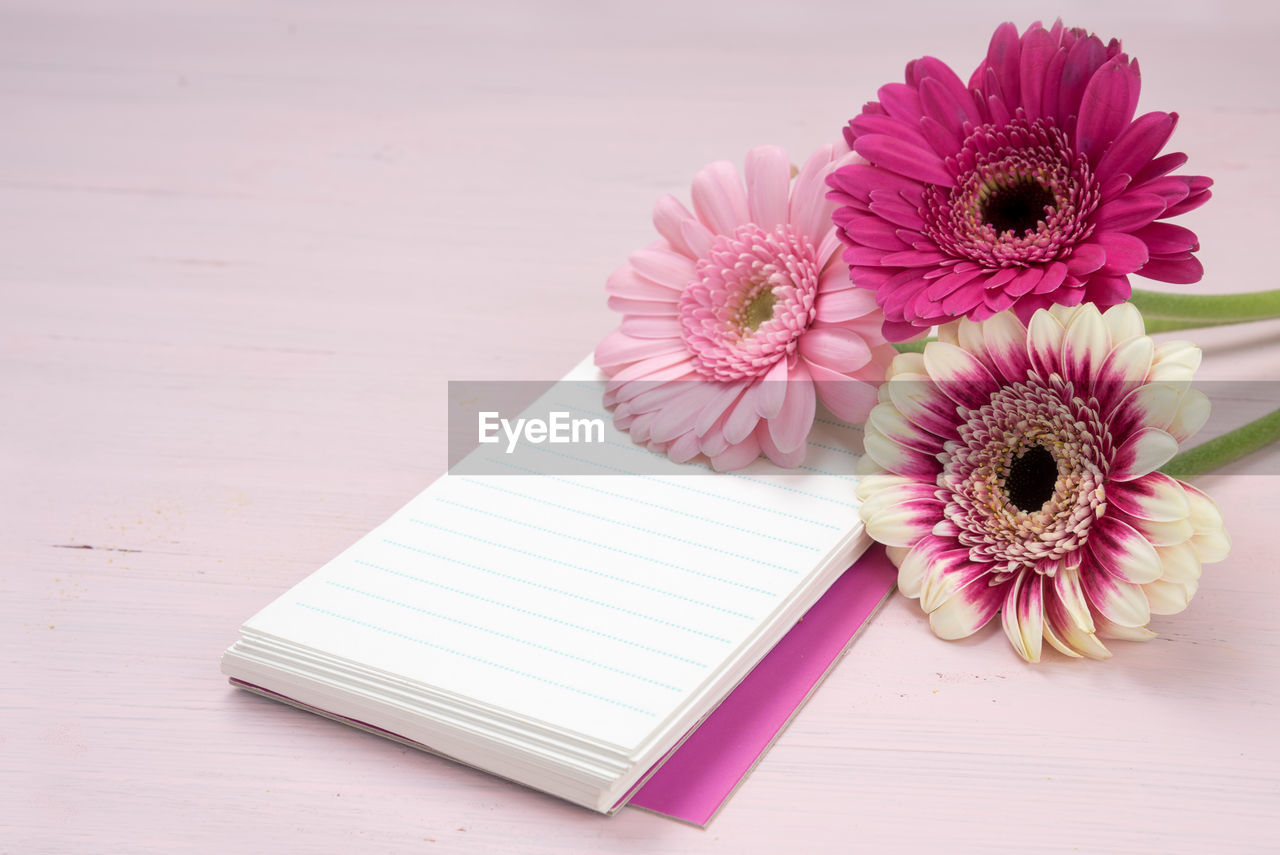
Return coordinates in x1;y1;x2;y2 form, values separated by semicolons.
921;117;1099;270
980;176;1057;235
1005;444;1058;512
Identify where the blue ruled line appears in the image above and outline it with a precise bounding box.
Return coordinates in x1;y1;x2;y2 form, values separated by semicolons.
457;477;797;572
798;466;858;481
807;440;861;456
429;498;777;596
294;602;656;717
351;559;708;666
483;458;819;550
382;537;740;639
814;417;865;433
524;442;844;529
323;581;682;691
395;525;756;616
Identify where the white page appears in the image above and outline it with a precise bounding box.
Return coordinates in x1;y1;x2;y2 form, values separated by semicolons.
240;358;867;750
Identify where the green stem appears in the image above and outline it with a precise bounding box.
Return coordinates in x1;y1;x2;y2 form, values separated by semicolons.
892;338;934;353
1141;317;1243;334
1160;407;1280;479
1130;288;1280;325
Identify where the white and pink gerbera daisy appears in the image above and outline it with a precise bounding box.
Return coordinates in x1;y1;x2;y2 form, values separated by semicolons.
859;302;1230;661
595;145;895;470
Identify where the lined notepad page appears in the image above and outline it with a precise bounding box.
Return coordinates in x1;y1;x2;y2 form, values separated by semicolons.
242;358;867;751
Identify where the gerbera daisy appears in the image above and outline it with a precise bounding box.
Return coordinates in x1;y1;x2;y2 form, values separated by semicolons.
858;302;1229;661
828;20;1212;341
594;145;895;471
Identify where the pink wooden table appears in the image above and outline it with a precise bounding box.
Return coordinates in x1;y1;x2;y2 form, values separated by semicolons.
6;1;1279;851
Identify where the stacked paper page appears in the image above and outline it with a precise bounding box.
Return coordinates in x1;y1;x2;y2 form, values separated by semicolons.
223;357;870;812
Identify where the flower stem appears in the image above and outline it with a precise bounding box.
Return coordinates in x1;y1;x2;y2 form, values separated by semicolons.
1130;288;1280;325
892;339;933;353
1160;407;1280;479
1141;317;1242;334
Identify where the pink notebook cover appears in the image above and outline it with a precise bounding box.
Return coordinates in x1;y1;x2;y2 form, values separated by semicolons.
627;544;897;826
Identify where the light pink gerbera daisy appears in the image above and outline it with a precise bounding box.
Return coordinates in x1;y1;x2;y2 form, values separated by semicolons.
859;303;1230;661
828;20;1212;341
594;145;895;471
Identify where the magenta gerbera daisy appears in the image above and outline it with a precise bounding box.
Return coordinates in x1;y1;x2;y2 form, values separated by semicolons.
827;20;1212;341
858;303;1230;661
594;144;895;471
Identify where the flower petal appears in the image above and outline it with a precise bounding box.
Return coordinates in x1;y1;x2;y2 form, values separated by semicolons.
863;497;945;549
1143;578;1196;615
922;341;1001;410
767;360;816;454
980;311;1033;383
606;265;681;301
1093;193;1168;232
1080;559;1151;628
694;380;749;436
1149;341;1202;383
691;160;750;236
665;429;702;464
1101;301;1147;343
722;385;763;445
815;287;880;323
1001;572;1044;663
799;326;873;373
928;575;1006;640
790;145;844;241
652;195;699;259
1122;513;1195;548
1134;222;1199;255
1089;516;1164;584
649;383;720;444
1140;256;1205;285
895;534;952;599
1111;426;1179;481
863;423;942;480
1076;59;1139;165
619;315;684;339
745;145;791;230
1096;111;1178;185
594;329;685;372
1155;541;1202;584
868;400;946;452
1106;471;1191;522
1016;24;1057;122
1060;303;1109;387
920;553;993;613
885;372;963;438
629;247;697;290
852;134;955;187
1026;309;1066;380
1094;335;1154;412
1092;612;1158;642
1096;231;1150;275
1044;568;1112;659
756;420;806;468
1182;481;1226;535
754;357;790;421
806;360;880;423
709;431;760;471
1191;529;1231;564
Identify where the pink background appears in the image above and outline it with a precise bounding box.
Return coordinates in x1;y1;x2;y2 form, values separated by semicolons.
6;0;1279;852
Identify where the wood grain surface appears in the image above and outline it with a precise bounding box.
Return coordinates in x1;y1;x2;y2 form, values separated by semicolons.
5;1;1279;852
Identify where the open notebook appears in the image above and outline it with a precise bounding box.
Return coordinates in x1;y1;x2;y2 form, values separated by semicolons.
222;356;873;814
